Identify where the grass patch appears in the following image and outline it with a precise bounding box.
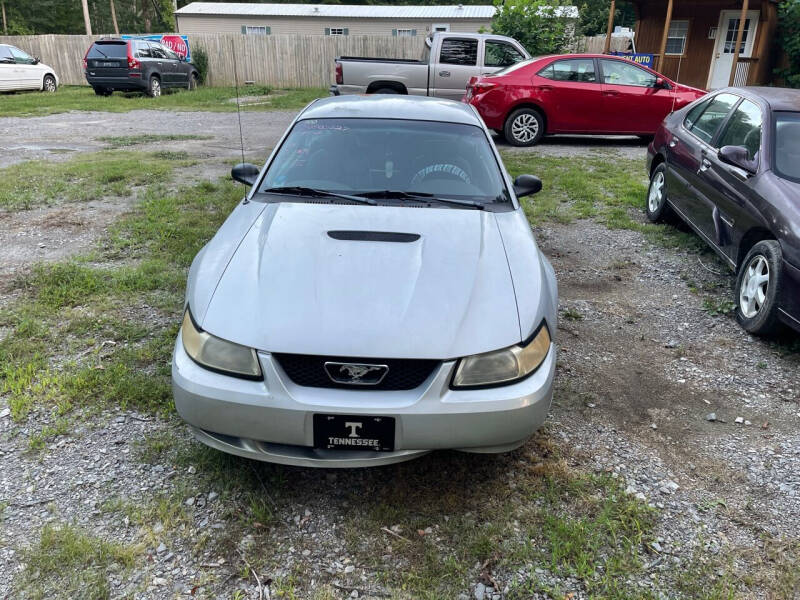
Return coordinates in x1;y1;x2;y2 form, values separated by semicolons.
0;150;192;210
0;85;327;118
15;522;141;600
98;133;212;148
0;162;242;422
501;152;708;253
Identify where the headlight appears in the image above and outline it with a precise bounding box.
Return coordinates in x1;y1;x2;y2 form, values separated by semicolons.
451;323;551;388
181;308;262;380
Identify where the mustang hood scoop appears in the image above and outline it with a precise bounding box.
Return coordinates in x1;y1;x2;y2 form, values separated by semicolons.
201;202;523;359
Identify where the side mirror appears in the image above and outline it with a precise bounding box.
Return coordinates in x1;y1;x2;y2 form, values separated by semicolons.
718;145;756;174
655;76;671;89
33;56;40;65
231;162;260;186
513;174;542;198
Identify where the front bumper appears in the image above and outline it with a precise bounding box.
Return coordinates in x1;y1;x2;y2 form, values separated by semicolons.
172;335;556;468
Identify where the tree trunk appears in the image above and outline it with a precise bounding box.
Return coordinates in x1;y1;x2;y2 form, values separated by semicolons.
81;0;93;35
1;1;7;36
110;0;119;34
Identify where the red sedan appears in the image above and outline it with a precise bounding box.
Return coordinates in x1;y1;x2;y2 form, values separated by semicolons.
464;54;706;146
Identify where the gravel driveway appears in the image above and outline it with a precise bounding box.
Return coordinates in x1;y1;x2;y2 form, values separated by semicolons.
0;109;797;599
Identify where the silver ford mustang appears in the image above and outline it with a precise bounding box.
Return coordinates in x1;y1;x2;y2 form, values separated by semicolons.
172;95;558;468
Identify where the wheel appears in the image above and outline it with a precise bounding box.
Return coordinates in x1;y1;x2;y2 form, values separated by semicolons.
735;240;783;335
93;86;112;96
504;108;544;147
42;74;57;92
646;163;670;222
188;73;198;91
147;75;162;98
372;87;399;94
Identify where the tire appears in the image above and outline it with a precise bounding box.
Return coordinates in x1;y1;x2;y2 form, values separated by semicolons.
188;73;198;91
504;107;544;147
93;86;112;96
147;75;162;98
372;87;400;94
646;163;670;222
735;240;783;335
42;74;57;93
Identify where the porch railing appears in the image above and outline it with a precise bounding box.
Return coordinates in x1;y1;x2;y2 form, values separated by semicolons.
733;57;758;86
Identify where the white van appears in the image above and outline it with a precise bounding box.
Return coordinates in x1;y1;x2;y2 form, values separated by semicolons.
0;44;58;92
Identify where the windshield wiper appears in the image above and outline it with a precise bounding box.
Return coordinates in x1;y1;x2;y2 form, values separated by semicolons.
92;47;109;59
262;186;376;206
355;190;485;210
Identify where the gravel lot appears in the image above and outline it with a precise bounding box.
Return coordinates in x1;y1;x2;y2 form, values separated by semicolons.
0;108;798;599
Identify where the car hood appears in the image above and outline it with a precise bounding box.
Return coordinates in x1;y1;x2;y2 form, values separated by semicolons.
674;82;706;97
200;201;524;359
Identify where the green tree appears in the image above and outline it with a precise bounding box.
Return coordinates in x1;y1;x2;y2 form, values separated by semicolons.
776;0;800;88
491;0;573;55
577;0;636;37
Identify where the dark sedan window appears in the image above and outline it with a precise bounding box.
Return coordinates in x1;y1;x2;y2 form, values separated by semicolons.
774;112;800;182
87;42;127;58
259;118;509;204
687;93;739;144
539;58;596;83
135;41;152;58
439;39;478;66
684;97;711;129
717;99;762;161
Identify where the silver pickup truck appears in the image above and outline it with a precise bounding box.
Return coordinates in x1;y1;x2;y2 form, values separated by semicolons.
330;32;530;102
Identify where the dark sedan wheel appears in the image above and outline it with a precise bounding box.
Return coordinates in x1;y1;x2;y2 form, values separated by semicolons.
42;75;57;93
504;108;544;147
188;73;198;91
646;163;670;222
735;240;783;335
148;76;161;98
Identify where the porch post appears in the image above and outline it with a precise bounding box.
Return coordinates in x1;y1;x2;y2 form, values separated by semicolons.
603;0;617;53
657;0;674;71
729;0;750;86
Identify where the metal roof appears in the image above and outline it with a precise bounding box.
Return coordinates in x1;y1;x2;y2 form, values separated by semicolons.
299;94;482;125
175;2;498;19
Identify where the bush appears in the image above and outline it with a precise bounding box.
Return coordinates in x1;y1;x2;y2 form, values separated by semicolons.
192;46;209;85
492;0;574;56
776;0;800;88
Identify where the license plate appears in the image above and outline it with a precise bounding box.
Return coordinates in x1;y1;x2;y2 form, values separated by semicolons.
100;62;117;67
313;414;395;452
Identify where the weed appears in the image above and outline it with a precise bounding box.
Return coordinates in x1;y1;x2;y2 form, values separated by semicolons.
98;134;212;148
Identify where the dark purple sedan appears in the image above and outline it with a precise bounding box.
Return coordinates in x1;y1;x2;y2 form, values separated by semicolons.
646;86;800;335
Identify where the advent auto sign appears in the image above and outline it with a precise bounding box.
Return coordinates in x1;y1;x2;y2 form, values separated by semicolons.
121;34;191;61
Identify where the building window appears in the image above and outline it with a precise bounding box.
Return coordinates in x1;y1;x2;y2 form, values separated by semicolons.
396;29;414;36
665;20;689;55
326;27;348;36
243;25;270;35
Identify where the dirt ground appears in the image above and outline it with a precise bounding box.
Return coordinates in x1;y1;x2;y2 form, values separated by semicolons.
0;108;798;599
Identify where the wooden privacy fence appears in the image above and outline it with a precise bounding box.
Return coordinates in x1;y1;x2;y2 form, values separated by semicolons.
0;33;633;88
0;33;425;88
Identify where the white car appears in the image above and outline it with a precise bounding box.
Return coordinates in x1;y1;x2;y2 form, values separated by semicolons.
172;95;558;468
0;44;58;92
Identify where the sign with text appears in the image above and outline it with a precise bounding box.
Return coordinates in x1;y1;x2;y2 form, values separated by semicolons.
611;52;655;70
121;34;191;62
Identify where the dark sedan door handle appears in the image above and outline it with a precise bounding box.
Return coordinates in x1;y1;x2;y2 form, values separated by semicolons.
439;70;450;77
698;158;711;174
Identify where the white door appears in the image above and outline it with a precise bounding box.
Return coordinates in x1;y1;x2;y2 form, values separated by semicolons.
708;10;759;90
8;46;40;90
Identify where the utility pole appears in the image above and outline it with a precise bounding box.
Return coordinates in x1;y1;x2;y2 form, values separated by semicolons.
110;0;120;34
1;1;8;36
81;0;93;35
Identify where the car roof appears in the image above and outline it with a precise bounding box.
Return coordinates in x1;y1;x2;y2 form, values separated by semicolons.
726;86;800;112
298;95;483;126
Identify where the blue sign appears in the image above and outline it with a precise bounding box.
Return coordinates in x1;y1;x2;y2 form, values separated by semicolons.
611;52;655;70
121;34;191;62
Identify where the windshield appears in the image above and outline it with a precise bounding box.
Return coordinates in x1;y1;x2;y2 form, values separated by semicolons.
88;43;127;59
774;112;800;183
258;118;509;205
